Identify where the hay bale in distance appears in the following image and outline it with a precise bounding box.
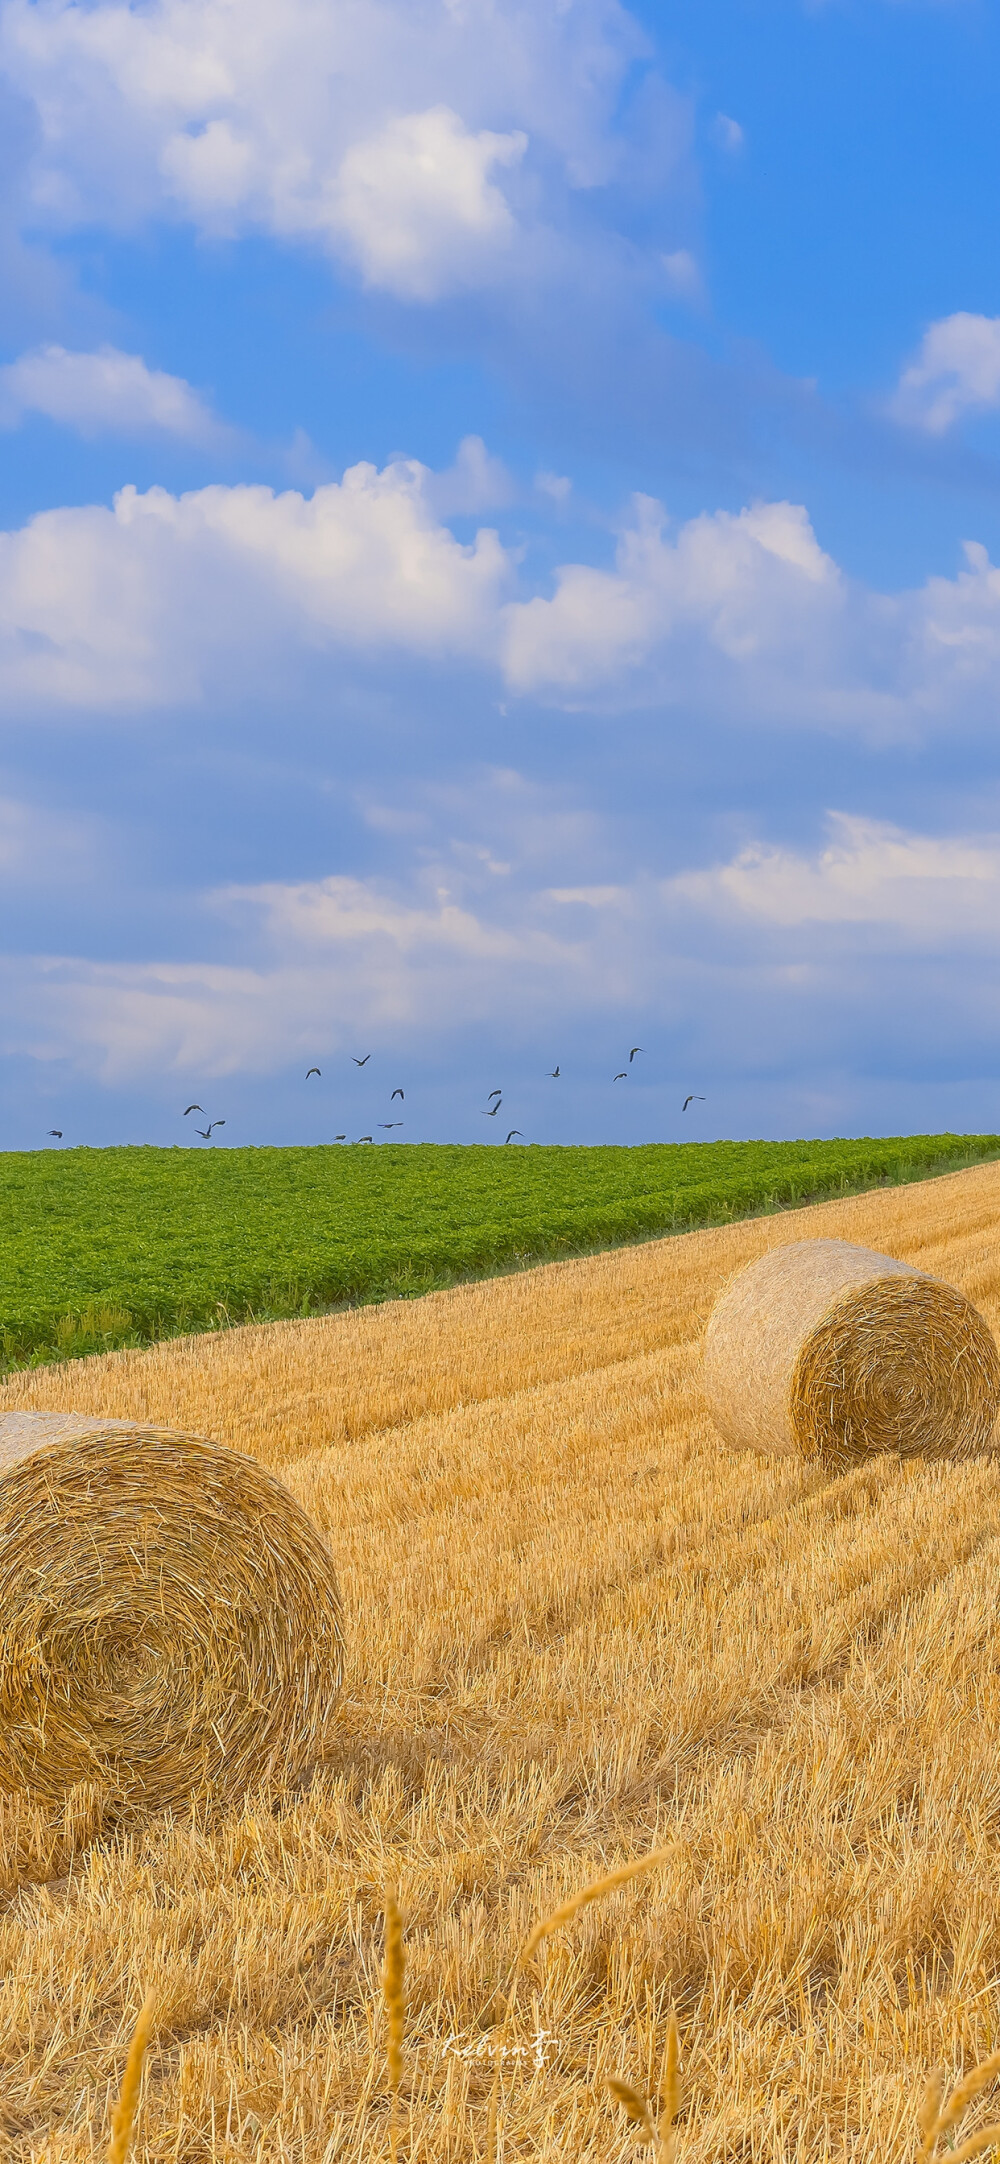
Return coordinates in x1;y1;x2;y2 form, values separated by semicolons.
0;1414;344;1813
702;1238;1000;1468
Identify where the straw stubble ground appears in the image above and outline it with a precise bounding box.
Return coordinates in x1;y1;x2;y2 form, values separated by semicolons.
4;1164;1000;2159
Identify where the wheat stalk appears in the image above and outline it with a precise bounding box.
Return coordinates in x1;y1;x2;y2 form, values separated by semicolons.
520;1844;677;1967
485;1843;676;2164
608;2075;658;2141
107;1990;156;2164
383;1889;406;2164
916;2052;1000;2164
659;2009;681;2163
659;2010;680;2122
607;2009;683;2163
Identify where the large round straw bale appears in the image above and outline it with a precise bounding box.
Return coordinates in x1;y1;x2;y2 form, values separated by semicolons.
703;1239;1000;1467
0;1413;344;1814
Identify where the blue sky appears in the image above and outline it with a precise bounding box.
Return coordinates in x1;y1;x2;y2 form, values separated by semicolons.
2;0;1000;1149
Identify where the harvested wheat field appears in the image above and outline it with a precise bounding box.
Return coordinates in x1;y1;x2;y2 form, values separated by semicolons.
7;1162;1000;2161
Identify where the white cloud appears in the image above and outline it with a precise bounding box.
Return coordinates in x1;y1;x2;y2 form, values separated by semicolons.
0;0;659;299
330;106;526;300
0;455;510;707
221;870;527;963
544;884;628;907
502;495;846;705
535;470;572;504
423;434;514;518
889;312;1000;434
503;498;1000;732
8;808;1000;1094
4;456;1000;735
0;342;224;441
5;864;632;1080
672;812;1000;945
4;955;304;1081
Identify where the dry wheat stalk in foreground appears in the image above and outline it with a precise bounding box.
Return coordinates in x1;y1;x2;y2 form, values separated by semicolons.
486;1844;678;2164
106;1992;155;2164
383;1889;406;2164
99;1891;1000;2162
915;2051;1000;2164
608;2008;682;2163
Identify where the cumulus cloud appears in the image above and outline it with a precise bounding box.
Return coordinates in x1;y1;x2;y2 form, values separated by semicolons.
330;107;527;299
0;455;510;707
889;312;1000;434
14;808;1000;1092
502;494;849;709
535;470;572;504
3;955;305;1081
5;457;1000;734
503;498;1000;732
0;342;225;441
671;812;1000;947
0;0;664;300
423;434;514;517
221;869;530;965
5;863;637;1081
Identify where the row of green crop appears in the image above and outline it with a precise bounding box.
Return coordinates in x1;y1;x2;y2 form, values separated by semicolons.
0;1133;996;1372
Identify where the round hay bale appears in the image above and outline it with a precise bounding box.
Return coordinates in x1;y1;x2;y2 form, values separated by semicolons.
702;1239;1000;1468
0;1414;344;1813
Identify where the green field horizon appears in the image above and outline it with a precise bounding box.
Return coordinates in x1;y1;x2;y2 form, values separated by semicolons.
1;1131;998;1374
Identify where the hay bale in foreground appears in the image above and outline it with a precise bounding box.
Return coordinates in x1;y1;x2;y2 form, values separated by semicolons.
702;1239;1000;1467
0;1414;344;1813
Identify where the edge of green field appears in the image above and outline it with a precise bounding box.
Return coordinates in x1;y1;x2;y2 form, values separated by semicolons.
2;1133;998;1376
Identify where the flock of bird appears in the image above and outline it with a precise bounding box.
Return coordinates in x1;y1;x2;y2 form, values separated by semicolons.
183;1108;226;1141
43;1047;708;1145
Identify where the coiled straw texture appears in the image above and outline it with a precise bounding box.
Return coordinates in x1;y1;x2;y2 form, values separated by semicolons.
702;1239;1000;1469
0;1414;344;1814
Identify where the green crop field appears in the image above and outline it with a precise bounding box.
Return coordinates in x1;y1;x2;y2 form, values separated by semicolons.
0;1132;997;1374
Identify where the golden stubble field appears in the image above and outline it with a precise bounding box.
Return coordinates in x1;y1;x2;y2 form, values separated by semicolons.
5;1163;1000;2162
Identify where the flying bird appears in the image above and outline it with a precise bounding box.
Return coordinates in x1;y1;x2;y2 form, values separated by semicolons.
546;1067;561;1078
391;1088;404;1101
613;1072;627;1081
335;1134;346;1140
628;1047;644;1063
482;1099;502;1116
48;1129;62;1139
682;1095;705;1111
352;1054;371;1067
505;1131;523;1143
379;1122;404;1129
183;1105;203;1117
357;1135;373;1143
306;1068;321;1078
